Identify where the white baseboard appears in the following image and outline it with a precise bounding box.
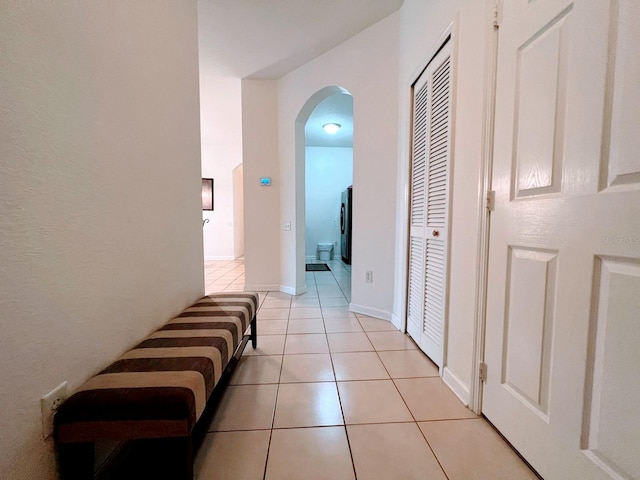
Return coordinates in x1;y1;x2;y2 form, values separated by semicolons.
391;313;403;330
244;284;309;295
243;284;280;292
306;255;342;262
348;303;393;322
204;255;235;261
443;367;471;407
280;285;307;296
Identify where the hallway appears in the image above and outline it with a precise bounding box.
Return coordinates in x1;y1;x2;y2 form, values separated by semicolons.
196;259;538;479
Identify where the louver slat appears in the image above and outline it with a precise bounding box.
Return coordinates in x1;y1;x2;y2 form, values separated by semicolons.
407;237;425;336
424;239;445;343
408;77;429;341
426;57;450;230
423;55;451;348
411;82;429;228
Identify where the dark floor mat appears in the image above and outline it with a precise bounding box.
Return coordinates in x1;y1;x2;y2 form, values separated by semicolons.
305;263;331;272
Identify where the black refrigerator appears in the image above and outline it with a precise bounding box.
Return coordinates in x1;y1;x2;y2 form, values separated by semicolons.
340;186;352;264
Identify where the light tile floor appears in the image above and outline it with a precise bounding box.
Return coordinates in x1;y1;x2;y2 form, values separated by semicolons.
197;259;538;480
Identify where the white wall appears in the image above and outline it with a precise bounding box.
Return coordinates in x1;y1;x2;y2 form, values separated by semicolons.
0;2;203;479
248;13;400;313
393;0;493;402
233;164;245;258
198;1;245;260
242;79;282;291
305;147;353;260
198;72;243;260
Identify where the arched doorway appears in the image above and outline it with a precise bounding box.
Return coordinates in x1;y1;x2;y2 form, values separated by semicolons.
294;86;353;293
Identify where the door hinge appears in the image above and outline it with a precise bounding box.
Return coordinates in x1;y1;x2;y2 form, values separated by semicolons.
479;362;488;382
493;0;503;28
486;190;495;212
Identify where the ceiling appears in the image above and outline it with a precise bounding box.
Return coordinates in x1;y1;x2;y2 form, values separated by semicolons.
197;0;404;79
197;0;402;147
305;93;354;148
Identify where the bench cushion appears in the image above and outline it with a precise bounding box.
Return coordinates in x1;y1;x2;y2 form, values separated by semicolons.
56;293;259;443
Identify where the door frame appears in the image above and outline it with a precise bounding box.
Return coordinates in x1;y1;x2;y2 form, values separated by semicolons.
469;0;501;414
394;0;502;412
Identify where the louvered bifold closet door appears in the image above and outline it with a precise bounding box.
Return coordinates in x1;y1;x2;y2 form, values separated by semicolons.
406;65;430;342
407;39;452;367
422;46;451;368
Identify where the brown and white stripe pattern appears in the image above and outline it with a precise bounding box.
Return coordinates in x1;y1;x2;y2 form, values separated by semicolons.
55;293;259;443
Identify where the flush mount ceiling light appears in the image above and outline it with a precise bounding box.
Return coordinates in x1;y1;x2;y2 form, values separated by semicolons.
322;123;341;135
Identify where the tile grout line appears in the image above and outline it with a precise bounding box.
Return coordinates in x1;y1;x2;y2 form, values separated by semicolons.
266;268;354;478
415;419;452;480
204;260;486;480
314;265;357;477
209;260;451;479
357;313;451;480
260;308;289;480
387;369;451;480
324;305;359;480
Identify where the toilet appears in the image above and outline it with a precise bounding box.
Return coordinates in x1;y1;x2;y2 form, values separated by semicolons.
317;242;334;261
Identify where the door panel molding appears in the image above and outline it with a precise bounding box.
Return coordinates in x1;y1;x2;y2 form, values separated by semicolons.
502;245;557;419
599;0;640;192
582;256;640;479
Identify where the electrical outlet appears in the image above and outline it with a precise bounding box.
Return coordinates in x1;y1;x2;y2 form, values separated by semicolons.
41;382;69;439
366;270;373;283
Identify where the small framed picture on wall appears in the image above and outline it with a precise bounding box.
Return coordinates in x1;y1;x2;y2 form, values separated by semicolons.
202;178;214;211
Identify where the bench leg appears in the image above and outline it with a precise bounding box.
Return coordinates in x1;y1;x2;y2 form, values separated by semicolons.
57;442;94;480
251;316;257;349
139;437;193;479
170;436;194;480
186;436;194;480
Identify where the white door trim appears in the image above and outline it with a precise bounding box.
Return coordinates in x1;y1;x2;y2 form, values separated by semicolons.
469;0;501;415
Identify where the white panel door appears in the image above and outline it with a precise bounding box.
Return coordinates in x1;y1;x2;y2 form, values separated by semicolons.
407;41;452;367
483;1;640;479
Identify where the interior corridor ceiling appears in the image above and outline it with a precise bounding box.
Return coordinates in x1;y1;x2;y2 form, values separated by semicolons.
198;0;404;79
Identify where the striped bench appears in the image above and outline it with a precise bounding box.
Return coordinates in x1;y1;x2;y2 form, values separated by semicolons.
55;292;259;480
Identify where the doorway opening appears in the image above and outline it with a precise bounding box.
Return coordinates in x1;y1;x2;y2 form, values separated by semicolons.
304;93;353;265
294;86;353;294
